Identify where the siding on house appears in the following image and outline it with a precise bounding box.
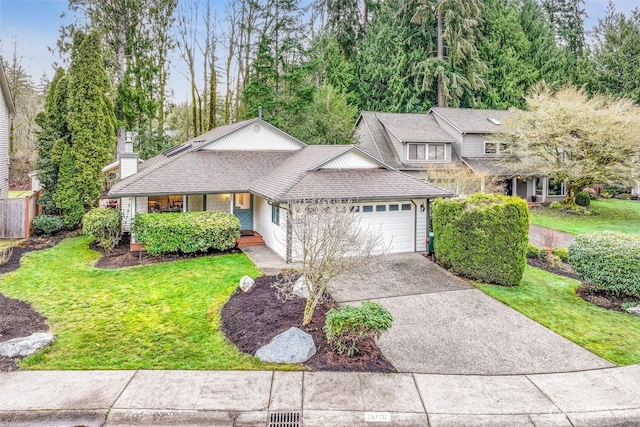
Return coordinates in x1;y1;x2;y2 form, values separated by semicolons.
253;195;287;259
414;199;427;252
121;197;133;231
320;150;382;169
0;85;9;199
355;121;382;161
462;134;494;158
200;123;304;151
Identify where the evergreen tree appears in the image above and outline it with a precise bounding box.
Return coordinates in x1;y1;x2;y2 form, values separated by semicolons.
35;67;69;213
410;0;487;107
591;3;640;103
542;0;586;56
325;0;362;58
66;31;116;209
53;145;85;227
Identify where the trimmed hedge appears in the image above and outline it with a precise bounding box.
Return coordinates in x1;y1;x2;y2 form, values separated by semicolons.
83;207;122;252
569;232;640;297
132;211;241;255
432;194;529;286
32;215;64;236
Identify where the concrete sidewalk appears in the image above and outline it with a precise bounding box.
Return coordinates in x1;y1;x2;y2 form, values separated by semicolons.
2;367;640;426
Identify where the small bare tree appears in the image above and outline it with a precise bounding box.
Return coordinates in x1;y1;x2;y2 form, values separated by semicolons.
287;199;385;325
423;163;503;197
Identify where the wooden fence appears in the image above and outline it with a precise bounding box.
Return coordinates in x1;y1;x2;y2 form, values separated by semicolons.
0;191;41;239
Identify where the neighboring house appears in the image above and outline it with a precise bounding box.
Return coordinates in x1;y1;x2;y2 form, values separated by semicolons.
0;60;16;200
357;108;566;203
108;118;452;261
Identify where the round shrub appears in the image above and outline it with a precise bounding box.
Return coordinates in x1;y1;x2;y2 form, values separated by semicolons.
575;191;591;207
526;242;541;259
549;201;562;209
432;194;529;286
617;193;631;200
82;207;122;252
132;211;241;255
324;301;393;357
551;247;569;262
569;232;640;297
32;214;64;236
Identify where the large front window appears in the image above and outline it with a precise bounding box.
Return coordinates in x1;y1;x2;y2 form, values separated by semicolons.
408;143;445;160
148;195;183;213
548;179;566;196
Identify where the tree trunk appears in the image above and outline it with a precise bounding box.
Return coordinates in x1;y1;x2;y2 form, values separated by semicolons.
437;8;444;107
117;15;126;156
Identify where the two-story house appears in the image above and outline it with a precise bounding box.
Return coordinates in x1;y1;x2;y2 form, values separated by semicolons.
0;61;16;200
356;108;566;203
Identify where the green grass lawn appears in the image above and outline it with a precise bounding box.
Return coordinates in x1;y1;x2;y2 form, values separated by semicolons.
477;266;640;365
0;236;294;370
530;199;640;235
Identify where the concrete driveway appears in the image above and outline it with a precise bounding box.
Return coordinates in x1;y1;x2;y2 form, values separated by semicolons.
329;253;612;375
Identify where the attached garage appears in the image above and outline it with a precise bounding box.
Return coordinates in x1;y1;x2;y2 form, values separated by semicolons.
356;201;416;253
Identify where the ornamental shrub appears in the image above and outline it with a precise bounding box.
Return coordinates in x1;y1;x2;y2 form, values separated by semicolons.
552;247;569;262
32;214;64;236
432;194;529;286
575;191;591;207
549;201;562;209
569;232;640;297
324;301;393;357
132;211;241;255
527;242;541;258
82;207;122;252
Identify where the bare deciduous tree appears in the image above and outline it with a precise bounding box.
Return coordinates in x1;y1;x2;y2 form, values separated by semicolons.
287;199;385;325
423;163;503;197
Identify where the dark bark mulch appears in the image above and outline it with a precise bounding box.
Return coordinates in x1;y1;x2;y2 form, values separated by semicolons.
527;258;578;280
221;275;396;372
576;283;639;312
0;294;49;371
92;235;240;269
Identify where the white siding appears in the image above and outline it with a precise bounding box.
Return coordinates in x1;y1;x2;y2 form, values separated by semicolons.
462;134;493;157
320;150;382;169
414;199;427;252
206;193;231;211
120;197;134;232
253;196;287;259
432;113;463;156
136;196;148;214
200;124;304;151
119;155;139;179
0;90;9;199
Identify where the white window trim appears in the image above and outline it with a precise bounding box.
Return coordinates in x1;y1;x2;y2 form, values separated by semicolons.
407;143;447;161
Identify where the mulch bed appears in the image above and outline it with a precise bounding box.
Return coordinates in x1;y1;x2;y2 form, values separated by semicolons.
92;234;240;269
527;258;578;280
221;275;396;372
576;283;639;312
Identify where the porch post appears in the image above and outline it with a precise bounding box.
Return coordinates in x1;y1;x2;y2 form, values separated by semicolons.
511;176;517;197
542;177;547;204
183;195;187;212
229;194;234;213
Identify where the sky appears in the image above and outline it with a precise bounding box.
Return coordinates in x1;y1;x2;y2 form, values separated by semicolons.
0;0;638;102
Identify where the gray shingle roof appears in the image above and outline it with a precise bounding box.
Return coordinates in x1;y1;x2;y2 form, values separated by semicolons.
275;169;453;202
461;157;515;176
357;112;403;168
374;112;457;143
430;107;513;134
109;151;293;196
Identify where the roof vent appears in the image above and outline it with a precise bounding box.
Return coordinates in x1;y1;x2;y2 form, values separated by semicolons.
488;117;501;125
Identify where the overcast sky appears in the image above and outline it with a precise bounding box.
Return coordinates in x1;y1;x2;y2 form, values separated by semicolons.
0;0;638;102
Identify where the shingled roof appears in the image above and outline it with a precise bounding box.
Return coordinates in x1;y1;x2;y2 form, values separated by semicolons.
374;112;457;143
430;107;512;134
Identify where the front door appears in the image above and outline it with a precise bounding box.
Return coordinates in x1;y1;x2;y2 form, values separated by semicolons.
233;193;253;231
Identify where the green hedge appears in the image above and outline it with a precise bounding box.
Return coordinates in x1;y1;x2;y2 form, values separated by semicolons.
132;211;241;255
432;194;529;286
83;207;121;252
575;191;591;207
32;214;64;236
569;232;640;297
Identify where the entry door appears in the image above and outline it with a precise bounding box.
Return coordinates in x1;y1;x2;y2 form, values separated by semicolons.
233;193;253;231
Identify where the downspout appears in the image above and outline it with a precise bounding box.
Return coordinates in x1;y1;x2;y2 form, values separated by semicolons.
286;203;292;263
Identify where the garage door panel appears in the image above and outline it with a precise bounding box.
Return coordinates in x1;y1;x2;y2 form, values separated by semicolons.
358;203;414;253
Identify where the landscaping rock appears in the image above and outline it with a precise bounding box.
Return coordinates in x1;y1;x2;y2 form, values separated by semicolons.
239;275;255;293
626;306;640;316
0;332;55;358
254;327;316;363
293;276;310;300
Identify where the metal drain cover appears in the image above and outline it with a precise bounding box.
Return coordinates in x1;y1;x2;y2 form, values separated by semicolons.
268;411;301;427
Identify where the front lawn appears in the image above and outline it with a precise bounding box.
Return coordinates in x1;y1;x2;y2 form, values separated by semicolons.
477;266;640;365
529;199;640;236
0;236;292;370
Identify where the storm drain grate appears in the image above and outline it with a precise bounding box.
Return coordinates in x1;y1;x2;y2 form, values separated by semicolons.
268;411;301;427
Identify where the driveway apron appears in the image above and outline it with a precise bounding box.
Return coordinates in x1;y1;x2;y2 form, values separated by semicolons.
328;253;612;375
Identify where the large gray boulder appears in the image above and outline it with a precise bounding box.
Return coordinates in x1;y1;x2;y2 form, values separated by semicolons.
0;332;55;358
626;305;640;316
255;327;316;363
239;275;255;293
292;276;310;300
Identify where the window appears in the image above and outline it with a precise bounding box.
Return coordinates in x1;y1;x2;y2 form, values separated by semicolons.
408;144;426;160
271;204;280;225
376;205;386;212
535;178;544;196
484;142;497;154
428;144;445;160
363;205;373;213
389;204;399;211
148;195;183;213
548;179;566;196
401;204;412;211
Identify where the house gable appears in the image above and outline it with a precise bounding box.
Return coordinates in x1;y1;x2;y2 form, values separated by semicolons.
314;147;388;170
198;119;306;151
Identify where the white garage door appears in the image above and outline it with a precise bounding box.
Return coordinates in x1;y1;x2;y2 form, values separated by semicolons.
357;202;414;253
